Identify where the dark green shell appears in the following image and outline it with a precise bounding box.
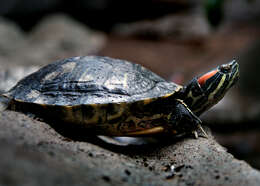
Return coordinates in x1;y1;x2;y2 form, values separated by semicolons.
5;56;182;136
7;56;181;105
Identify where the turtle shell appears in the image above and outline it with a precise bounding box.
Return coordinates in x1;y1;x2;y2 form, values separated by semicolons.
5;56;182;136
7;56;181;105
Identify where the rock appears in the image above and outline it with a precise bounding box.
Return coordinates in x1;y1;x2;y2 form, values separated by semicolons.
0;110;260;186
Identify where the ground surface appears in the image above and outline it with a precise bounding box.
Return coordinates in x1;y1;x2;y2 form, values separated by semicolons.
1;111;260;186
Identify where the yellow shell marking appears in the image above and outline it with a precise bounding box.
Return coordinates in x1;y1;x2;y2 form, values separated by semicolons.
62;61;76;73
42;71;60;82
123;74;128;88
107;103;127;121
78;74;94;82
126;126;164;136
125;113;164;124
42;61;76;82
162;92;175;98
26;90;40;99
62;106;76;123
34;96;46;104
142;98;154;105
83;104;102;124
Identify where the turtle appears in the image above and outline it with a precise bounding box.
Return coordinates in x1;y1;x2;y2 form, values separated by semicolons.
0;56;239;138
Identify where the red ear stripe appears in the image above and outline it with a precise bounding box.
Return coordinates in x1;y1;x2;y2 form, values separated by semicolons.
198;69;218;86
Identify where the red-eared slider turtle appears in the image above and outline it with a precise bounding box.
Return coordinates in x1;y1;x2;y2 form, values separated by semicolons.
0;56;239;138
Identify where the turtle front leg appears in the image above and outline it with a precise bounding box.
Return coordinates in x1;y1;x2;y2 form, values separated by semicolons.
169;99;207;138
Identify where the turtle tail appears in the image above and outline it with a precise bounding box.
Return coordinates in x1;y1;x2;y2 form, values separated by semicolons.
0;94;10;112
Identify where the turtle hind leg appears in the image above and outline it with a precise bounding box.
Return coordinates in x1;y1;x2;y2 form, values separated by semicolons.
0;95;10;112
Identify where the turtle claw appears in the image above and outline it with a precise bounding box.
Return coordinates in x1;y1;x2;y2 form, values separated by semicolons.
197;124;208;138
189;112;208;139
192;131;199;139
192;125;208;139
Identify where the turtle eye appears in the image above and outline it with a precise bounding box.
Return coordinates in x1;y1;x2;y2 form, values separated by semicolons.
220;64;231;73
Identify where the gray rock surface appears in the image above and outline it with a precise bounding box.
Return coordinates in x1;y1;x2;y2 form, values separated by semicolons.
0;110;260;186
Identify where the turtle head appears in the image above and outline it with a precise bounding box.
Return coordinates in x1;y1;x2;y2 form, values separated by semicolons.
182;60;239;116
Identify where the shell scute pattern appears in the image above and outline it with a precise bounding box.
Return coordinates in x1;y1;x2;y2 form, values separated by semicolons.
8;56;180;106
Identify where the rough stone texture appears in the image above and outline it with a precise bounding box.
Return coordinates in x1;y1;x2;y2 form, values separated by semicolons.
0;110;260;186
